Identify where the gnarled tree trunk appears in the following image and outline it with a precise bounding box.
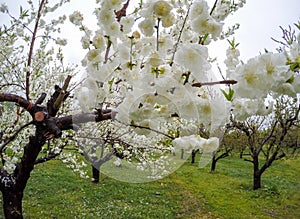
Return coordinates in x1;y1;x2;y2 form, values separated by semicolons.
2;189;23;219
0;85;112;218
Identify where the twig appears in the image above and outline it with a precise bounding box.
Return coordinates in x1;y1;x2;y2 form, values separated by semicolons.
34;140;69;164
156;18;160;51
192;80;237;87
7;12;34;35
116;119;175;140
210;0;220;16
104;37;112;64
170;3;191;66
0;83;25;90
217;65;226;81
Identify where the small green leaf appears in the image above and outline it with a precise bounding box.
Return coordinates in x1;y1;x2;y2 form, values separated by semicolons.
221;87;234;101
286;75;295;84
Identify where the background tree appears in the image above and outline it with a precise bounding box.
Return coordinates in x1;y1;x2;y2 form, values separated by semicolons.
223;21;300;190
229;96;299;189
210;126;235;172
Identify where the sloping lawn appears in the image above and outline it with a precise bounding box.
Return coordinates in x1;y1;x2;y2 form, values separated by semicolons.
0;156;299;218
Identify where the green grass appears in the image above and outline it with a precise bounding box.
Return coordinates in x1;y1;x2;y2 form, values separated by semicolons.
0;156;299;218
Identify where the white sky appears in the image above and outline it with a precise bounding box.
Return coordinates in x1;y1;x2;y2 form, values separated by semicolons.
1;0;299;71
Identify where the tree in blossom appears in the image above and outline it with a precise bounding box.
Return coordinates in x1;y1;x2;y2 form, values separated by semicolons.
0;0;299;218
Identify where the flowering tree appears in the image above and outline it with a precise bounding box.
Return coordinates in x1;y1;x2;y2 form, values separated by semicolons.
226;24;300;189
0;0;299;218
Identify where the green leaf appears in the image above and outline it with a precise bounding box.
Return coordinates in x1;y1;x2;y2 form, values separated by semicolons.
286;75;295;84
221;87;234;101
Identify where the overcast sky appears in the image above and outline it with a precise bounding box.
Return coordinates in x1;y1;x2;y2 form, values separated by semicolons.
1;0;299;70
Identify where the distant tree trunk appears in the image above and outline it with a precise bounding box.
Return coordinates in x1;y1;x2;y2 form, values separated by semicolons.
239;151;243;159
191;149;199;164
253;171;262;190
211;155;217;172
210;150;230;172
92;166;100;183
253;155;261;190
180;149;184;159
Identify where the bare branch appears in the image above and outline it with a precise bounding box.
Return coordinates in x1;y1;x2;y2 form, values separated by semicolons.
57;109;112;131
127;122;175;139
170;3;191;66
34;141;69;164
0;83;25;90
210;0;220;16
192;80;237;87
0;93;33;112
256;120;278;154
104;37;112;64
53;75;72;110
244;158;254;163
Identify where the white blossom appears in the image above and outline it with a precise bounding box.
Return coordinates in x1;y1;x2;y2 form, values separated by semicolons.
190;0;209;20
224;46;240;78
191;15;223;40
120;16;135;33
55;38;67;46
153;0;173;18
69;11;83;26
138;19;155;36
174;43;211;81
77;87;96;111
232;53;291;98
92;34;106;50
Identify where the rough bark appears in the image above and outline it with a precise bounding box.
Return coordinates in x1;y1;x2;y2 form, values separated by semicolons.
1;132;46;218
2;189;23;219
253;155;261;190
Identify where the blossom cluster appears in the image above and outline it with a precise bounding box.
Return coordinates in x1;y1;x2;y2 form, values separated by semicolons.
71;0;246;177
75;0;237;131
224;30;300;119
71;0;299;180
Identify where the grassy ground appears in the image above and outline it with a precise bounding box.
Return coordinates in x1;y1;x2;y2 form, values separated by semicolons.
0;156;299;218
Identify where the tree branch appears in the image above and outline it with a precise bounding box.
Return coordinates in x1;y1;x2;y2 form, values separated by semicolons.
210;0;220;16
192;80;237;87
26;0;46;100
34;141;69;164
170;3;191;66
47;76;72;117
57;109;112;131
115;0;130;22
256;120;278;154
53;75;72;110
0;93;33;113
